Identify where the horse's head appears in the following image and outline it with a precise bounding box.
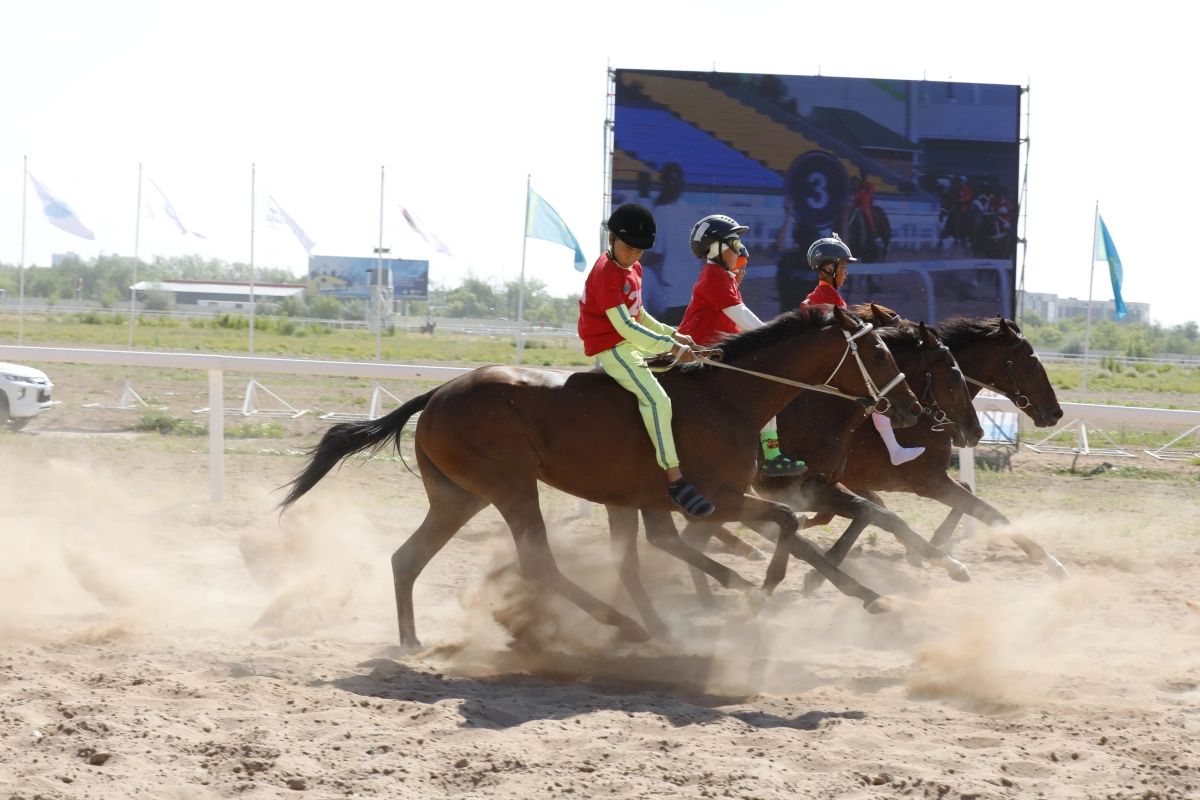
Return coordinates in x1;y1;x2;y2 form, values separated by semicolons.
996;318;1063;428
914;321;982;448
829;306;922;428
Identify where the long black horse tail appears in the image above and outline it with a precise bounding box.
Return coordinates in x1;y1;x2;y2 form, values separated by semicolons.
279;390;433;511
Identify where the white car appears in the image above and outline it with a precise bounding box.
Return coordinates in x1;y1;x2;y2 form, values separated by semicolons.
0;362;54;431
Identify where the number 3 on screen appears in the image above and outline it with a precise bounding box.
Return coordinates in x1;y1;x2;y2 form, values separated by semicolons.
807;172;828;210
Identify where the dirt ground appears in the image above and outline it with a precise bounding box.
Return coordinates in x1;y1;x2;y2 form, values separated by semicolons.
3;365;1200;799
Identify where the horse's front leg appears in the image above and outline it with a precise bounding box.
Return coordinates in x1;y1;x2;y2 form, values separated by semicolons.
607;505;669;638
739;494;888;613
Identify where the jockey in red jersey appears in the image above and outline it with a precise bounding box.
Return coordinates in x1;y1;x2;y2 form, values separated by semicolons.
678;214;807;476
850;174;877;234
953;177;972;214
994;189;1012;233
803;234;925;466
579;203;715;517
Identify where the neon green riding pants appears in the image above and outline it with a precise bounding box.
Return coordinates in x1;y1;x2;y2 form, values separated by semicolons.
597;342;679;470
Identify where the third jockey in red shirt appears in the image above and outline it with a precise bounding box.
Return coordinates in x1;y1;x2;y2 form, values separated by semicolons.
678;214;807;477
803;233;925;466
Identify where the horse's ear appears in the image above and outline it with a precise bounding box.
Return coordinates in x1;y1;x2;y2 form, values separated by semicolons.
999;317;1020;340
919;321;939;347
869;302;888;325
833;305;859;330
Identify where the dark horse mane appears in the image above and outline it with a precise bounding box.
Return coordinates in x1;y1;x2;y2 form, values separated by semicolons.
847;303;928;349
680;304;851;371
937;315;1021;352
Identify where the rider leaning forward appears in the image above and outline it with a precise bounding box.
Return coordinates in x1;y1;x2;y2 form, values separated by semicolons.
676;214;808;477
803;233;926;466
578;203;716;518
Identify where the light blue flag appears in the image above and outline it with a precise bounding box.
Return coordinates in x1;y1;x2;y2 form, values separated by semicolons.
526;187;585;272
27;173;95;240
1095;216;1127;320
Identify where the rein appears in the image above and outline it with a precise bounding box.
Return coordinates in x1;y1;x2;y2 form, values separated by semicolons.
914;342;954;431
660;323;906;412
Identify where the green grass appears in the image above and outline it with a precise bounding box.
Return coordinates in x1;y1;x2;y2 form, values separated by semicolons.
133;409;207;436
1042;362;1200;396
1;312;591;367
1051;462;1178;481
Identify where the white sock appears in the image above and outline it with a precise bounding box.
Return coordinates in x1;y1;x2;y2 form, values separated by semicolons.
872;412;925;465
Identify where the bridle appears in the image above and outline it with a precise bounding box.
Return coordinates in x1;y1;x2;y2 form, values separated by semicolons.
964;334;1034;410
913;341;956;431
666;322;908;414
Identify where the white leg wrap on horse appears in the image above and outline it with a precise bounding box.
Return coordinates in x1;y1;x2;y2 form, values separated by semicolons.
873;411;926;465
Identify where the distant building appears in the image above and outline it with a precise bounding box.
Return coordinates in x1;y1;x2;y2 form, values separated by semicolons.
51;252;80;266
1019;291;1149;324
133;279;305;310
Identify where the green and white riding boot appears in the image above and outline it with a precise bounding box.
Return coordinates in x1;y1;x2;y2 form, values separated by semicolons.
760;431;807;476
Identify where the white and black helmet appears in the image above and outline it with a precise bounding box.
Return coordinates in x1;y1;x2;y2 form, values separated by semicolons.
806;232;857;272
689;214;749;260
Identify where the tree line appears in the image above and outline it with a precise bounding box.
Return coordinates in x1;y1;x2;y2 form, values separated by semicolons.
1021;310;1200;358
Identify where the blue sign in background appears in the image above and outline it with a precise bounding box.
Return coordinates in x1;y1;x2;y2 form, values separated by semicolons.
308;255;429;300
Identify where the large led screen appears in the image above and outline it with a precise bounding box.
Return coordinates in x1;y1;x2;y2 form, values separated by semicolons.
307;255;429;300
610;69;1021;326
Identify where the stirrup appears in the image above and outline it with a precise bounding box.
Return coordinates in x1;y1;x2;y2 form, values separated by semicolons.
761;456;808;477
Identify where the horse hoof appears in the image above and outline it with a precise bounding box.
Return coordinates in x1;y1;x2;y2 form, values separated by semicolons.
933;556;972;583
389;640;426;658
864;595;893;614
1045;558;1070;581
906;549;926;569
745;588;769;616
620;621;651;643
801;569;825;597
745;547;768;562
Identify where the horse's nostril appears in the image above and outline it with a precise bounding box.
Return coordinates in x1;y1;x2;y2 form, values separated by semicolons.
974;427;984;438
908;402;922;416
1053;407;1063;419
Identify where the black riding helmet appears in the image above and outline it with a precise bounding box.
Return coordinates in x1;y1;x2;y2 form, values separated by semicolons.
806;232;857;275
607;203;656;250
689;214;749;262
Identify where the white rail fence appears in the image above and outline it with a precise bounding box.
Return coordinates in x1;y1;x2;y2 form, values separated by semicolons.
3;346;1198;516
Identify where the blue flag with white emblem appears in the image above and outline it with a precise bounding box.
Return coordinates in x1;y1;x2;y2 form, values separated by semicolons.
27;173;95;240
526;187;585;272
1095;216;1127;321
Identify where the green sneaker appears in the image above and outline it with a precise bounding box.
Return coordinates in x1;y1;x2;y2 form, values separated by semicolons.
760;431;807;477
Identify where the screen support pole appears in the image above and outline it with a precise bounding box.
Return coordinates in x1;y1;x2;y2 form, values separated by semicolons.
600;61;615;253
1016;81;1031;325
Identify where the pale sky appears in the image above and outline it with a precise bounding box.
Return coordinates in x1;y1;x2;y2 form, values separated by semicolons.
1;1;1195;324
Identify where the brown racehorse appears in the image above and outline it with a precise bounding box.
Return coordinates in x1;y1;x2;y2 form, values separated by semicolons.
675;305;983;607
281;305;923;651
796;315;1067;595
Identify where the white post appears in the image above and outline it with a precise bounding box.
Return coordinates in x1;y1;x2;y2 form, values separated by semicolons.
208;369;224;502
959;446;976;537
129;163;142;348
249;164;256;356
18;156;26;345
1081;200;1099;403
516;174;530;365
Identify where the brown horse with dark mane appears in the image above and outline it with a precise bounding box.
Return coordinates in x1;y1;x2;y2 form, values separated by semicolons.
675;304;983;607
281;305;923;651
796;315;1067;595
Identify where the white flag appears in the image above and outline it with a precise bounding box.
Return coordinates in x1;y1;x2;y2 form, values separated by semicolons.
262;191;315;255
395;201;452;256
143;177;206;238
27;173;95;240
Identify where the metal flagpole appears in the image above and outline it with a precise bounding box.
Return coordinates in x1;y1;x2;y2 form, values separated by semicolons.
249;164;256;356
516;174;530;365
18;156;27;345
128;163;142;348
376;165;385;362
1081;200;1099;402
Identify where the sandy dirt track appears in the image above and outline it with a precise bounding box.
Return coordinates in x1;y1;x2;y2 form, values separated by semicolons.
3;424;1200;800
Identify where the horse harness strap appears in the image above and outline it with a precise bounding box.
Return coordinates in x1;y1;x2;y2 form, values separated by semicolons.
691;322;905;411
915;342;954;431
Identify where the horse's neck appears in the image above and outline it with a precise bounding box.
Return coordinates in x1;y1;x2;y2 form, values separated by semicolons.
951;340;1003;400
721;330;851;428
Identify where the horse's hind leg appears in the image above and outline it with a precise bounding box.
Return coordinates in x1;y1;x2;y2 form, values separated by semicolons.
608;505;668;638
679;522;719;609
392;455;490;653
497;491;650;643
642;511;757;593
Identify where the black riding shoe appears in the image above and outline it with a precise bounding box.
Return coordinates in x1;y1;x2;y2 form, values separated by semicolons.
668;480;715;518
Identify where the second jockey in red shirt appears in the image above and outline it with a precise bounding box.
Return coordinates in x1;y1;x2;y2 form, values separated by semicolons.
678;214;806;477
803;233;925;466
